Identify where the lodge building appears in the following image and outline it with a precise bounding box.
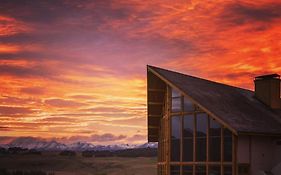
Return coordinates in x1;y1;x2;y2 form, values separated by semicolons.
147;66;281;175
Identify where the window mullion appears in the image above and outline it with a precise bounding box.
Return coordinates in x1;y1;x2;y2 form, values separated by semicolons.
207;116;210;175
221;127;224;175
193;113;196;175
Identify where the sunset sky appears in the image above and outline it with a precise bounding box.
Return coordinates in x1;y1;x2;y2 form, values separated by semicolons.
0;0;281;145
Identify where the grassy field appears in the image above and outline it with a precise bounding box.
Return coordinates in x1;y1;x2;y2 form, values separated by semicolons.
0;153;157;175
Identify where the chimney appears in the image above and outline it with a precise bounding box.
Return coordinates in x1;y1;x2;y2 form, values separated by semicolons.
254;74;281;109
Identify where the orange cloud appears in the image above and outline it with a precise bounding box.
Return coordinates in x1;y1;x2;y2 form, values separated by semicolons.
0;0;280;144
0;16;31;36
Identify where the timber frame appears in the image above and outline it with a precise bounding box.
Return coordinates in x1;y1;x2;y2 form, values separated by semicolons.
148;66;238;175
156;86;237;175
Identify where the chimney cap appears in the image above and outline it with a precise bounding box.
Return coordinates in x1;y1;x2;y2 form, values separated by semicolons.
255;74;280;80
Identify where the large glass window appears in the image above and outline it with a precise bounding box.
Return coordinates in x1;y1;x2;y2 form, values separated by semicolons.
163;87;235;175
184;96;194;112
224;128;232;161
172;88;181;113
171;116;181;161
209;166;221;175
195;165;206;175
183;114;194;161
224;166;232;175
209;118;221;161
183;166;193;175
170;165;180;175
196;113;207;161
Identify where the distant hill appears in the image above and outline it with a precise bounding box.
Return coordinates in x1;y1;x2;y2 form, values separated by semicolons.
3;137;158;152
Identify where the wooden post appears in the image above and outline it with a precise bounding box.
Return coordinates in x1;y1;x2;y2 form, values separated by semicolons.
193;113;197;175
167;86;171;175
233;134;238;175
206;116;210;175
221;127;224;175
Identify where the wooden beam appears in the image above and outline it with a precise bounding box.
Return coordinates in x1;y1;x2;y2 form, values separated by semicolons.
238;131;281;137
148;88;166;92
148;102;163;105
167;86;171;175
206;116;210;175
233;134;238;175
249;136;252;175
193;113;196;175
148;126;159;129
221;127;224;175
180;95;183;175
148;114;162;118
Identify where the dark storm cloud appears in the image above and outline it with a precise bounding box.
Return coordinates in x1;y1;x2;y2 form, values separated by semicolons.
221;2;281;26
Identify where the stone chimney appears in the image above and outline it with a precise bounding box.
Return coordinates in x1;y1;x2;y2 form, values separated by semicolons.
254;74;281;109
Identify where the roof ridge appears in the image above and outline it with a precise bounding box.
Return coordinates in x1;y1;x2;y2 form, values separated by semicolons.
147;65;253;93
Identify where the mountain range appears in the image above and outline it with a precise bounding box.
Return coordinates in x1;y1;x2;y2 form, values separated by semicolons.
0;137;157;151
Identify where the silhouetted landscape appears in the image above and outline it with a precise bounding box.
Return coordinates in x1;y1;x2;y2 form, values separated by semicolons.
0;147;157;175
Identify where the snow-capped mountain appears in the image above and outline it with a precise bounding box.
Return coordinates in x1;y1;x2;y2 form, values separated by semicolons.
8;137;67;151
136;142;158;149
68;142;95;151
4;137;157;151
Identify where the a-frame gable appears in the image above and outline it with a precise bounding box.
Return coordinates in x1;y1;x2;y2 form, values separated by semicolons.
147;66;237;142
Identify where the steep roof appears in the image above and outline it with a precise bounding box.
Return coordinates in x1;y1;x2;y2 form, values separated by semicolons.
147;65;281;139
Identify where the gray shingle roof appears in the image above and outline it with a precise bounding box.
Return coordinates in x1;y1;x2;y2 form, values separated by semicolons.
148;65;281;135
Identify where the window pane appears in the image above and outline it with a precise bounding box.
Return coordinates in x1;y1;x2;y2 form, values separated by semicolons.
171;165;180;175
183;114;193;161
171;116;180;161
195;165;206;175
158;165;163;175
183;166;193;175
184;96;194;112
224;166;232;175
238;164;249;174
224;128;232;162
209;166;220;175
172;97;182;113
196;113;207;161
209;118;221;162
172;88;181;97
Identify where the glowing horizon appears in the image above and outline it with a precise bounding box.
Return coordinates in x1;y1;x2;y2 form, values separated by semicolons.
0;0;280;144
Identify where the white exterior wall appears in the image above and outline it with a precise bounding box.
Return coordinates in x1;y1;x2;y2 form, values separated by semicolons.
250;136;281;175
237;136;281;175
237;135;250;164
272;142;281;175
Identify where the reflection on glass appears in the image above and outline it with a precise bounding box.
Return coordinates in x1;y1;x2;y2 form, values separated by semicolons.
172;97;182;113
184;96;194;112
209;166;221;175
224;128;232;161
196;113;207;161
195;165;206;175
158;165;163;175
209;118;221;161
183;166;193;175
171;165;180;175
171;116;180;161
224;166;232;175
183;114;193;161
172;88;181;97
